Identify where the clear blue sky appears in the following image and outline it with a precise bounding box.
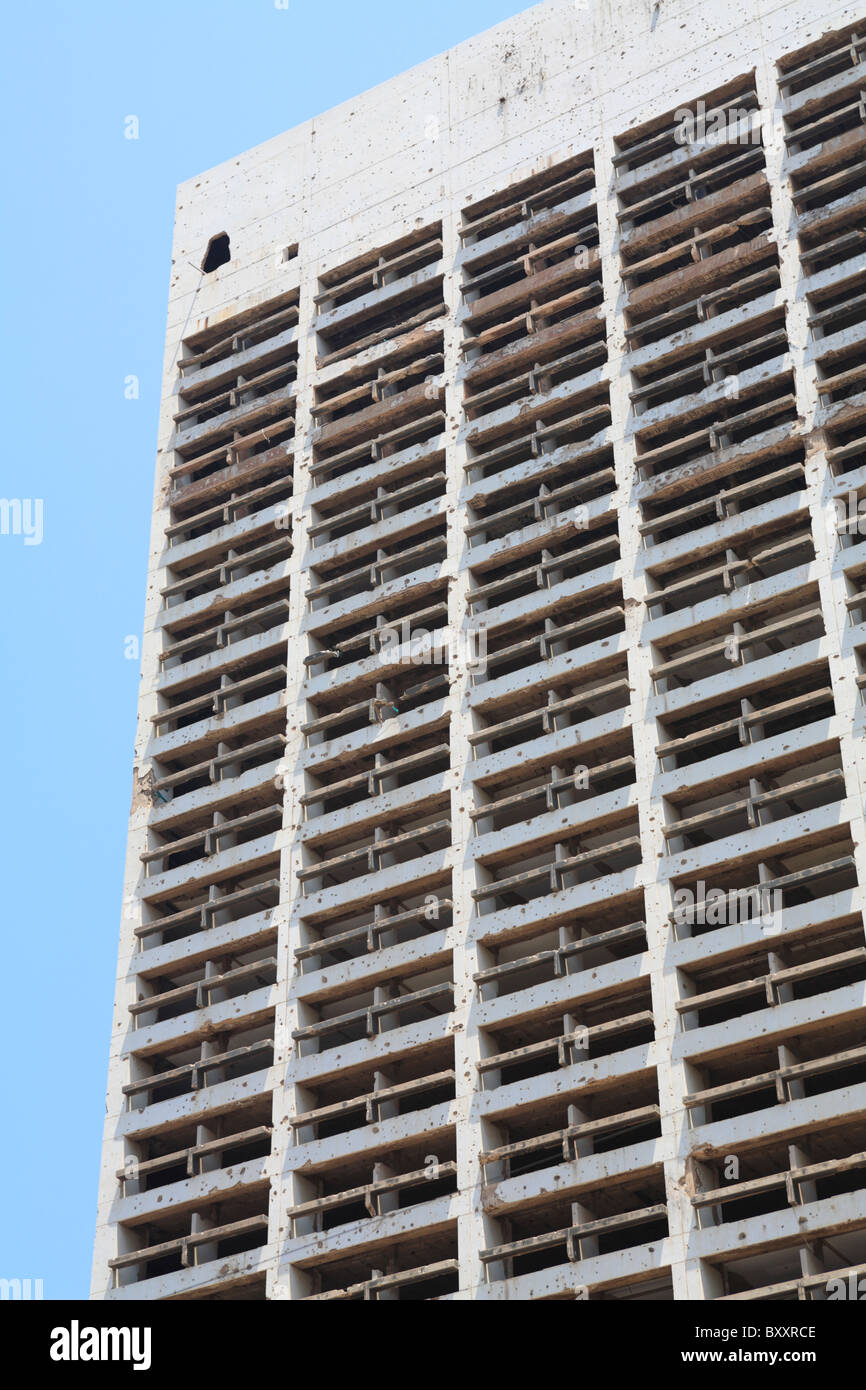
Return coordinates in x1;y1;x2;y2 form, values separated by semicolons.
0;0;531;1300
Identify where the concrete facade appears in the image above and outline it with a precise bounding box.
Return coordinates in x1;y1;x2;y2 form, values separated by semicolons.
93;0;866;1301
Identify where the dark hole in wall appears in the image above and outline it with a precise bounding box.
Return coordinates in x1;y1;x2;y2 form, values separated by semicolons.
202;233;231;273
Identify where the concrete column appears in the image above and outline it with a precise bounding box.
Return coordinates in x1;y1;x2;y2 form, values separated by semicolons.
594;122;701;1302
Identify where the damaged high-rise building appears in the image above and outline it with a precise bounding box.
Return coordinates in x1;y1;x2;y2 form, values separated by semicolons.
92;0;866;1301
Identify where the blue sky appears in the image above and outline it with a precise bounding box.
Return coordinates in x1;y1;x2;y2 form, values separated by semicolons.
0;0;531;1300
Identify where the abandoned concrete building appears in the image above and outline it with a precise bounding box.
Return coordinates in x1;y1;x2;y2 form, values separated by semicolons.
92;0;866;1301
